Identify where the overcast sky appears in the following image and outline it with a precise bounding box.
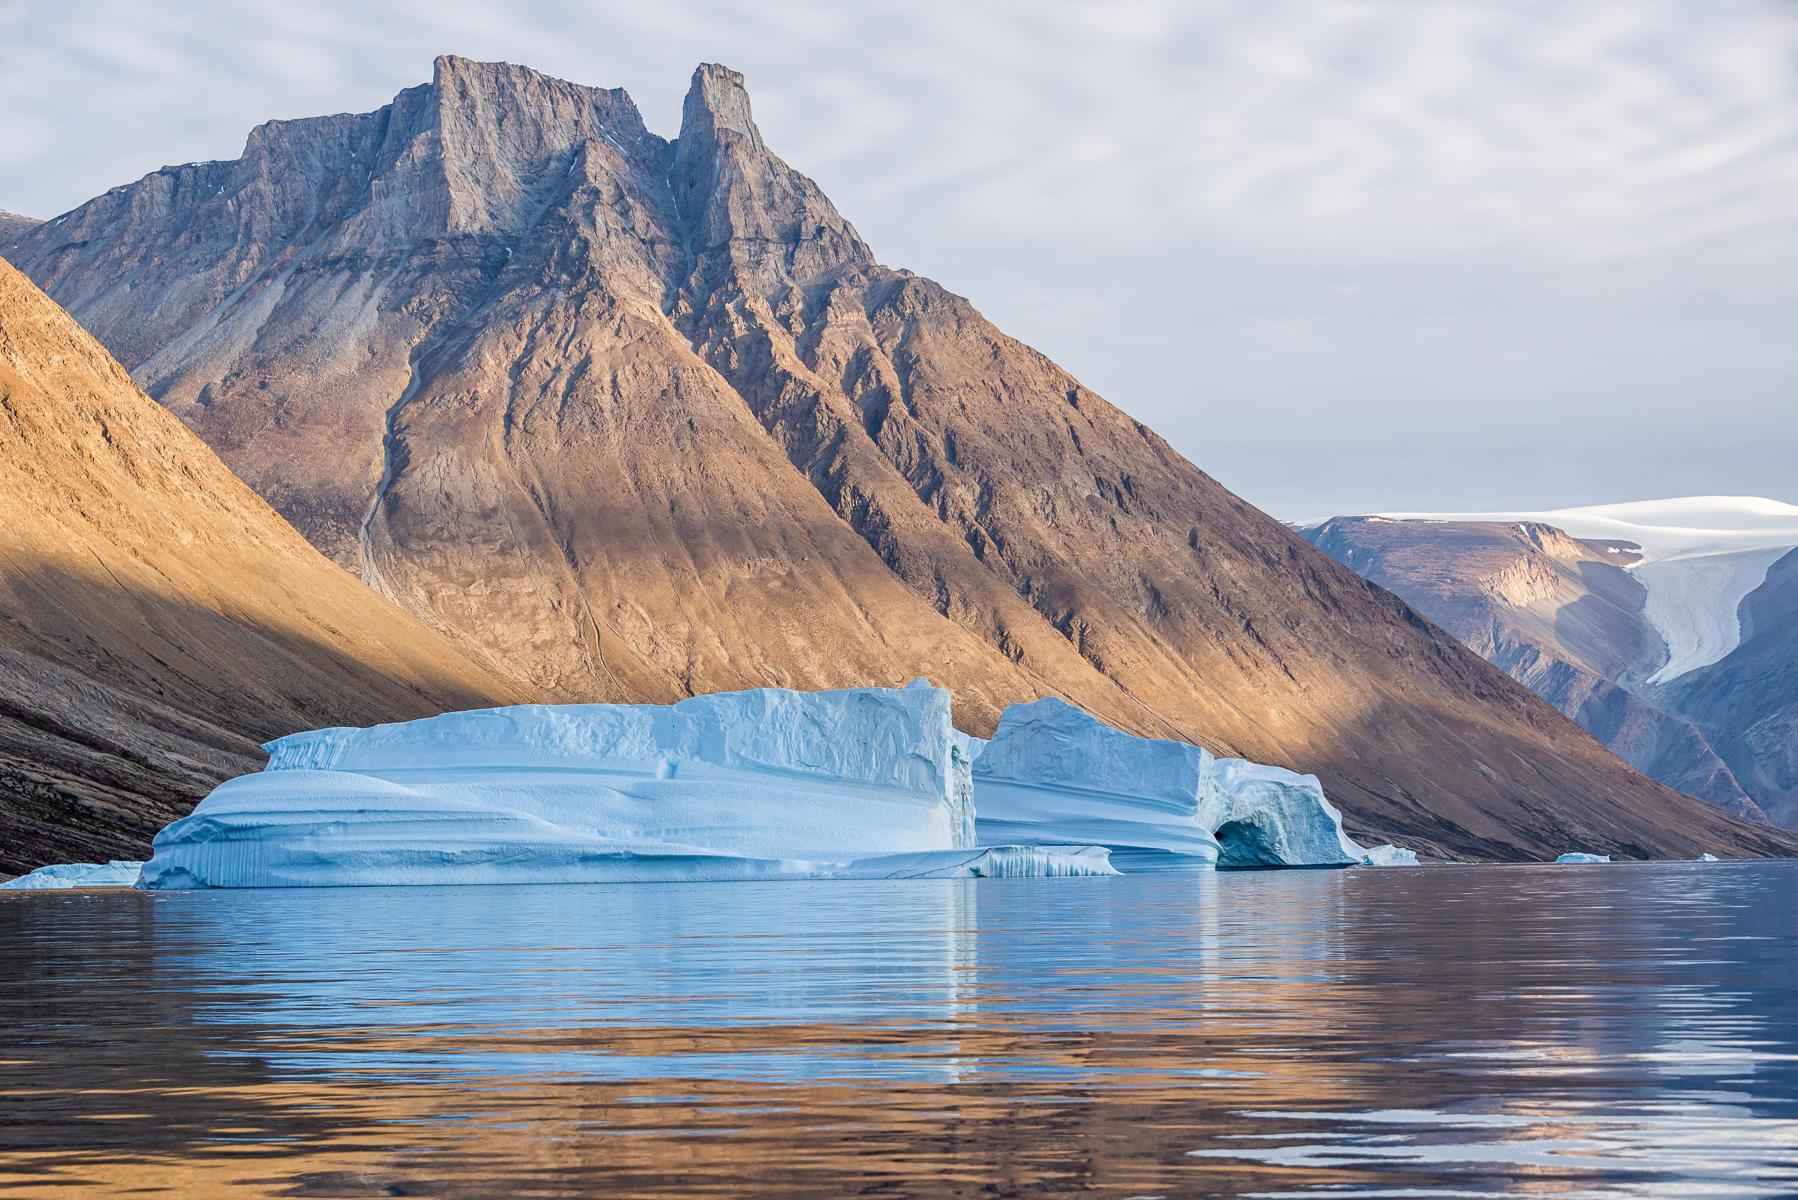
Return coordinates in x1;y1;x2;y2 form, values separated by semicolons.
2;0;1793;519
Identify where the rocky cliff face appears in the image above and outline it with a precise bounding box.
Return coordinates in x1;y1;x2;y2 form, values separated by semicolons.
11;57;1794;861
0;258;525;872
1303;516;1773;823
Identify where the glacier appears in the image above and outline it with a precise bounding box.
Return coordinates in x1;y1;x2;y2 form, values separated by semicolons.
1377;497;1798;683
138;685;1117;889
1556;852;1612;864
0;860;144;889
971;698;1366;869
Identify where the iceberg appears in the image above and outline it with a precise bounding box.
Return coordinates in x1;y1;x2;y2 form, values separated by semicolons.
1695;852;1720;862
1205;758;1366;868
972;697;1223;867
1358;844;1421;867
1555;852;1612;863
137;685;1116;889
970;698;1365;868
0;860;145;889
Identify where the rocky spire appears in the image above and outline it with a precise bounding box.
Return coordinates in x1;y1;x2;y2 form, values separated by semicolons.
672;64;871;300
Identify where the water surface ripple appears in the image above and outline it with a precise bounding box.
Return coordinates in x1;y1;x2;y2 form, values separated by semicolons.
1;861;1794;1197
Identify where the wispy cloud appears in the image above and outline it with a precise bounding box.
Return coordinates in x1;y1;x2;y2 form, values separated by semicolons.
2;0;1793;514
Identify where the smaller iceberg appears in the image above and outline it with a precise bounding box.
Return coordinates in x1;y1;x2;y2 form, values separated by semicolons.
0;861;144;890
1556;852;1611;864
1205;758;1365;868
1358;844;1420;867
1695;852;1720;862
971;698;1364;868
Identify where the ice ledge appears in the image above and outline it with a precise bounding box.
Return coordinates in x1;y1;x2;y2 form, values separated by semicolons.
138;844;1116;889
0;861;144;889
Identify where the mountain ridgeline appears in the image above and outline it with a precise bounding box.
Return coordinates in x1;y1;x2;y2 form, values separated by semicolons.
9;57;1794;861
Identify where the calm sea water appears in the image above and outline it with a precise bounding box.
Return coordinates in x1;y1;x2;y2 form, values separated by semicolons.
1;861;1794;1198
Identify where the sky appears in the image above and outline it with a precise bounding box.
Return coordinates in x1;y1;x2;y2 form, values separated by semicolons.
1;0;1793;519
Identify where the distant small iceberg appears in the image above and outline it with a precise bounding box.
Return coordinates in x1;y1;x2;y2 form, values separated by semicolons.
1695;852;1720;862
0;860;144;889
1556;852;1611;864
1358;844;1420;867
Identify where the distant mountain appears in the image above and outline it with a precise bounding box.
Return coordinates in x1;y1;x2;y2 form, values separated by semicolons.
0;257;525;873
1304;498;1798;828
9;58;1793;861
0;211;38;252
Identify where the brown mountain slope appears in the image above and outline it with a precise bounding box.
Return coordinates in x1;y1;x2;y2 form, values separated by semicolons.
11;58;1796;861
1303;517;1764;821
0;258;527;872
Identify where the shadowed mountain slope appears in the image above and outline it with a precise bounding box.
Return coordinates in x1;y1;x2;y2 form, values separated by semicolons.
11;57;1795;861
0;258;526;872
1664;548;1798;827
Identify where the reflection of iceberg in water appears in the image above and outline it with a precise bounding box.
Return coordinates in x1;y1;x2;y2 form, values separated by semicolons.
156;880;983;1085
5;863;1795;1197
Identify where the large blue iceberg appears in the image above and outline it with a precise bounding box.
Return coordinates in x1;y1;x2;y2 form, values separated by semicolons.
86;685;1421;891
138;685;1117;889
971;698;1369;868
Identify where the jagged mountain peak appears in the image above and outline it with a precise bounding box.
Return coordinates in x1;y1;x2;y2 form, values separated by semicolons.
673;62;870;297
684;63;760;143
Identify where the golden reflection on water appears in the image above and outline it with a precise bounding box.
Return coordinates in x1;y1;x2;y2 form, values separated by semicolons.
1;863;1795;1198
